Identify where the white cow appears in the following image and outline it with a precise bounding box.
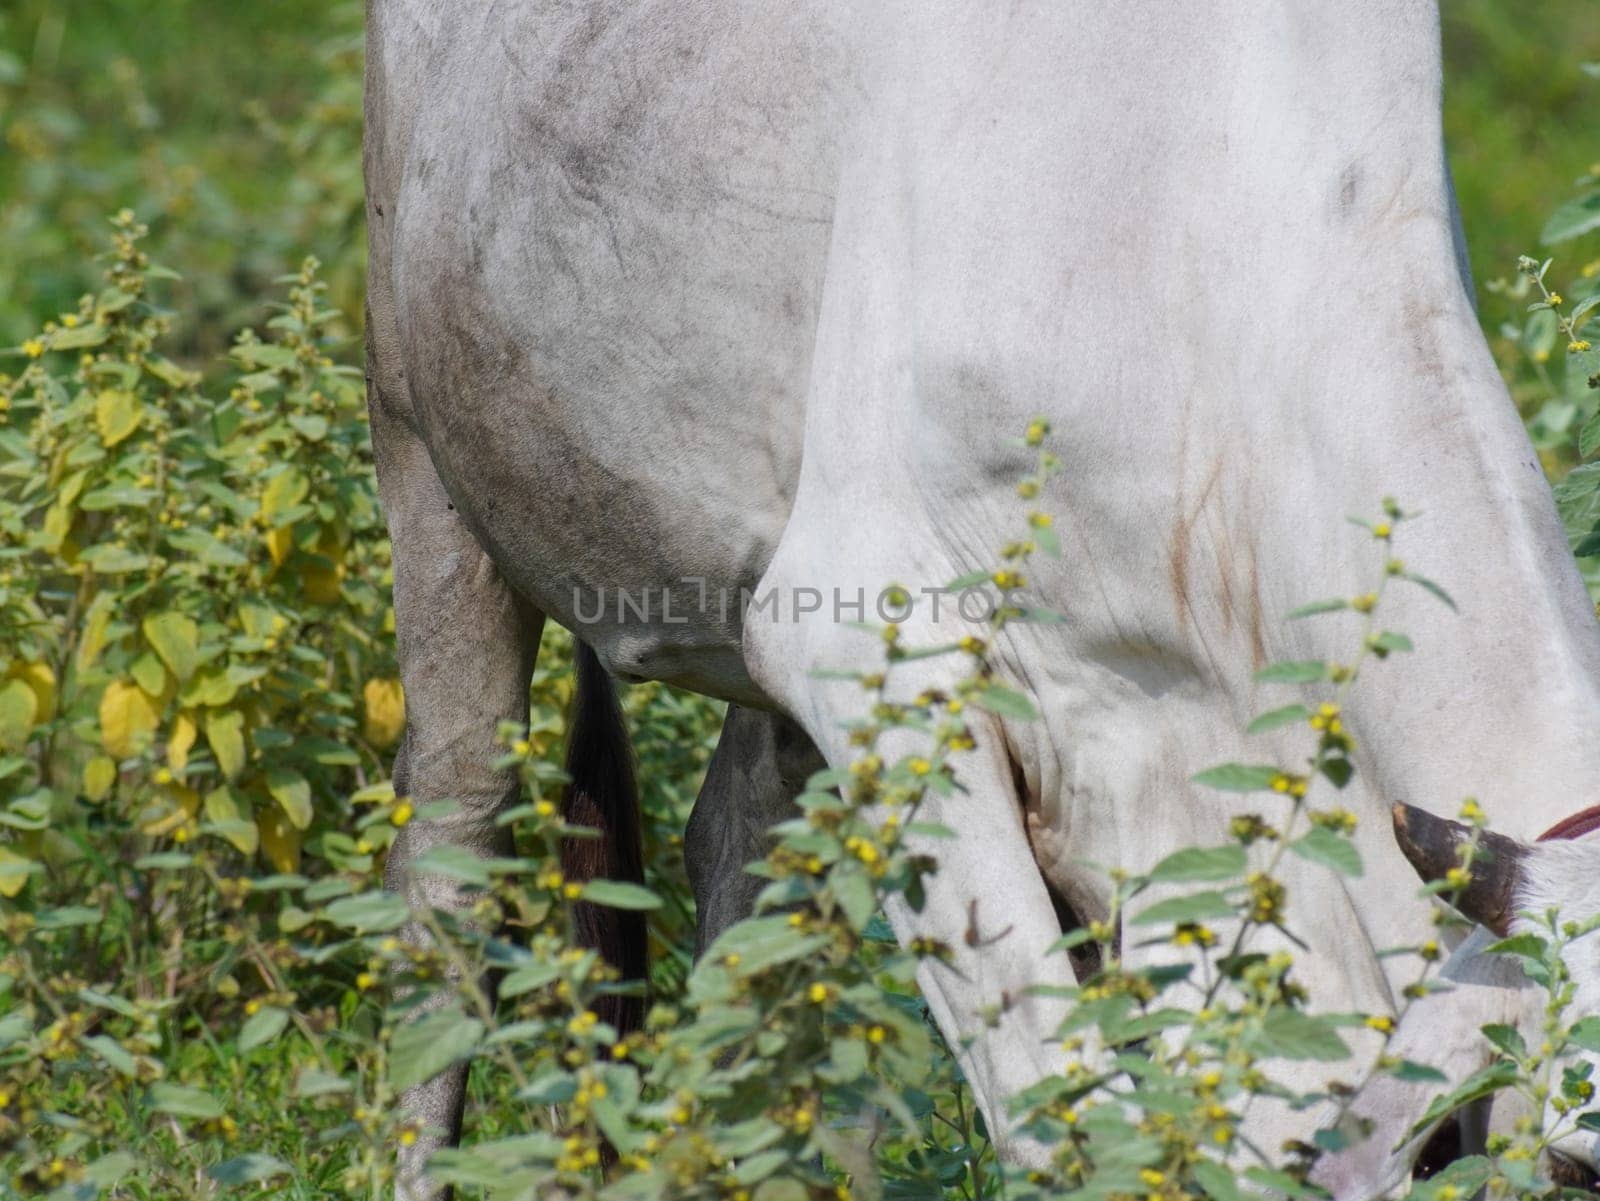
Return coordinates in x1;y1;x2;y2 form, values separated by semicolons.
364;1;1600;1196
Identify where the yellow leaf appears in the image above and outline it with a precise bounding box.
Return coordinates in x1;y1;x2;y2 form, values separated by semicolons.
205;786;259;855
265;525;293;567
260;467;308;522
300;562;342;605
83;755;118;802
95;388;142;447
100;680;161;759
257;807;301;873
41;499;73;553
0;679;37;753
362;678;405;748
137;784;201;839
142;612;200;682
9;661;57;719
77;593;116;674
0;847;33;898
168;713;198;771
205;710;247;780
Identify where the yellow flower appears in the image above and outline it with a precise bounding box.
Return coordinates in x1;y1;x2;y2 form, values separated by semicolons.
1550;293;1564;307
1570;340;1593;353
389;800;414;827
562;882;582;900
1372;522;1392;539
21;339;44;358
62;314;79;328
807;983;830;1004
1364;1014;1395;1033
1024;418;1050;446
399;1128;418;1147
356;972;377;991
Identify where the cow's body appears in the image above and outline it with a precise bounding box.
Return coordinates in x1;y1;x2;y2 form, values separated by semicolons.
366;3;1600;1196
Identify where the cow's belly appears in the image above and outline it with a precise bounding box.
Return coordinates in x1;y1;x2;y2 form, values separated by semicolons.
385;2;849;701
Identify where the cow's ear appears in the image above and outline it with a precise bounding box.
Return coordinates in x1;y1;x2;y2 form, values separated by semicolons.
1390;803;1527;936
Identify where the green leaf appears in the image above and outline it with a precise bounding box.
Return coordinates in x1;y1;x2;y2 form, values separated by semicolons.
1146;845;1248;884
1254;660;1328;684
1319;757;1354;789
208;1153;292;1185
1480;1023;1525;1059
84;1034;138;1077
1399;571;1457;611
578;879;662;910
149;1082;224;1120
1581;411;1600;459
294;1068;352;1097
1568;1016;1600;1054
130;651;167;697
831;861;877;932
1386;1058;1448;1083
1411;1060;1519;1135
1191;763;1280;792
1191;1159;1246;1201
266;767;313;830
1555;462;1600;556
1244;1009;1349;1062
1543;189;1600;244
1245;704;1310;735
1369;631;1413;654
81;1152;139;1188
143;611;200;682
1483;932;1548;962
389;1006;485;1091
1286;598;1347;619
971;684;1038;720
238;1006;290;1052
322;890;410;934
1130;890;1237;927
410;845;490;887
145;354;198;389
1288;827;1363;877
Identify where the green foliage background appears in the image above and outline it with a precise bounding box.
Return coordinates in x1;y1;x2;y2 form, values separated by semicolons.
2;3;1600;1200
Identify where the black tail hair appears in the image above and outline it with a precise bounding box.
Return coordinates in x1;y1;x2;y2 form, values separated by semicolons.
560;641;647;1040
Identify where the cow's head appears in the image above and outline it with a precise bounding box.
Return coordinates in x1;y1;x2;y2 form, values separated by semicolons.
1316;803;1600;1196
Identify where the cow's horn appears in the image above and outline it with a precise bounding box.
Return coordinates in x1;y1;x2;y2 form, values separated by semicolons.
1390;802;1525;936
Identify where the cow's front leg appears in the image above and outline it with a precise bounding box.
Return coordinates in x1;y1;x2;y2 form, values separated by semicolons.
374;416;542;1201
685;705;825;956
745;607;1075;1167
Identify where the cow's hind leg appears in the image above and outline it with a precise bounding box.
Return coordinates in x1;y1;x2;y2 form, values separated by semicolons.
374;415;542;1201
686;705;825;956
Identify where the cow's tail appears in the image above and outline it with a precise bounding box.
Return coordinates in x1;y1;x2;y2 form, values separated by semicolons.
560;641;647;1041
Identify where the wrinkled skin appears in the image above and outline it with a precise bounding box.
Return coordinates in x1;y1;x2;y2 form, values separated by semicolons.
366;2;1600;1197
